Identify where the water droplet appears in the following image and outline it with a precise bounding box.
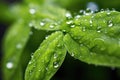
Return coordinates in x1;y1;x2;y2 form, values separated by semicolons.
29;8;36;15
70;25;75;28
82;27;86;31
66;20;73;25
83;8;93;15
28;22;33;27
71;53;74;57
79;10;84;15
100;9;104;13
108;20;113;27
97;26;102;33
46;67;48;71
107;12;111;15
49;25;54;29
6;62;13;69
40;21;45;26
28;61;32;65
45;35;49;39
16;43;22;49
53;62;59;68
75;15;81;19
65;12;72;19
90;20;93;24
54;53;58;59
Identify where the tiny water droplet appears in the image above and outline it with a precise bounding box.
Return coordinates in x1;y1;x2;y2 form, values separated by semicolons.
28;61;32;65
79;10;84;14
108;20;113;27
71;53;74;57
16;43;22;49
6;62;13;69
75;15;81;19
45;35;49;39
82;27;86;31
65;12;72;19
53;62;59;68
29;22;33;27
90;20;93;24
66;20;73;25
54;53;58;59
46;67;48;71
40;21;45;26
29;8;36;15
97;26;102;33
49;25;54;29
70;25;75;28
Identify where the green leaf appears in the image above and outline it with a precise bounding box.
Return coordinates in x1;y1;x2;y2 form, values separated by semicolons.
25;31;66;80
2;19;31;80
28;4;67;31
21;29;52;76
64;11;120;67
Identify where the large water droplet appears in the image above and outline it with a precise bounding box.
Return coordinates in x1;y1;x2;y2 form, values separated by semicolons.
29;8;36;15
53;62;59;68
6;62;13;69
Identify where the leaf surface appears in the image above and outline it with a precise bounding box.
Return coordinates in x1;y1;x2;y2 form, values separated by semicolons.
2;20;31;80
63;11;120;67
25;31;66;80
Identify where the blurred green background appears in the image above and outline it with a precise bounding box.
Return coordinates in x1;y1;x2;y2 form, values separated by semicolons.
1;0;120;80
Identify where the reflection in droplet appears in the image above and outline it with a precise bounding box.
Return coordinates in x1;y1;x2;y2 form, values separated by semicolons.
40;22;45;26
53;62;59;68
29;8;36;15
108;20;113;27
6;62;13;69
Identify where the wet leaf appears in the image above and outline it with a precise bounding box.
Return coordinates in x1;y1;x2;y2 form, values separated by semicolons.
2;19;31;80
25;31;66;80
64;12;120;67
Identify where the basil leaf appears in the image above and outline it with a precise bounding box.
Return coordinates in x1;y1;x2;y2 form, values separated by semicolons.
2;20;31;80
63;11;120;67
25;31;66;80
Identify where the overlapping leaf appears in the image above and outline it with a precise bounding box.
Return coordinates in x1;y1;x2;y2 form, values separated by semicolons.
25;31;66;80
2;20;31;80
64;11;120;67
